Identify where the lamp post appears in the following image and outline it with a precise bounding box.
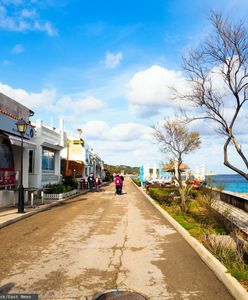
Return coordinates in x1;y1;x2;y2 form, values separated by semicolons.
93;153;96;177
16;118;27;213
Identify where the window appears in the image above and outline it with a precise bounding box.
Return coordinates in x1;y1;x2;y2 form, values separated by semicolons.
29;150;34;173
0;136;15;189
42;148;55;171
0;137;14;170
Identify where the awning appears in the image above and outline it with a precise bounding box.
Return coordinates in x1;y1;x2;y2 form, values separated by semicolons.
42;141;64;151
8;134;36;150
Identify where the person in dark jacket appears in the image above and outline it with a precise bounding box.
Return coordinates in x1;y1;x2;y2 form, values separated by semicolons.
87;173;95;192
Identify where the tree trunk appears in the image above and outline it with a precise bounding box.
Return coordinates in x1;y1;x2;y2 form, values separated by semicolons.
180;184;186;211
178;167;186;211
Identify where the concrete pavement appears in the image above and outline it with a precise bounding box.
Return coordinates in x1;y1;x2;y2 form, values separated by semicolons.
0;178;235;299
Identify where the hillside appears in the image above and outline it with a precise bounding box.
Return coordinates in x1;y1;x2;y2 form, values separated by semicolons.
104;164;139;175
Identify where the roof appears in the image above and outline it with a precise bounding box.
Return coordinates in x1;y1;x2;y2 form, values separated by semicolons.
0;92;34;122
164;163;189;172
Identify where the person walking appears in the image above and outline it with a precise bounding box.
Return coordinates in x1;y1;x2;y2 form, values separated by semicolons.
120;175;124;186
95;176;101;192
87;173;95;192
114;175;123;195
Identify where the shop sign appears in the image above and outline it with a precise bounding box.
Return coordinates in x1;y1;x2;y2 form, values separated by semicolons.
0;113;34;139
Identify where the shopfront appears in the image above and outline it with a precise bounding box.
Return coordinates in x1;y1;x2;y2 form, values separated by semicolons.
0;92;35;207
0;134;15;189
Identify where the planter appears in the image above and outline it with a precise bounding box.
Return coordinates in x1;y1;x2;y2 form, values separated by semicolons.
44;189;78;200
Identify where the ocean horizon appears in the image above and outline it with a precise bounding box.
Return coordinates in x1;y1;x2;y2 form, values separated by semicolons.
206;174;248;193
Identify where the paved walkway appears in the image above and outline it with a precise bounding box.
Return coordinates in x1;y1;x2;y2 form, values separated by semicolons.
1;184;248;238
0;178;233;299
0;189;90;228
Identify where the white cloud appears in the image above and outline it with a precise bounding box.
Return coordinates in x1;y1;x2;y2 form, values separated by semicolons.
82;120;160;166
76;96;104;112
127;65;189;117
0;3;57;36
104;51;123;69
12;43;24;54
2;60;12;65
82;121;110;139
0;82;57;110
0;82;104;118
56;95;104;115
21;8;37;18
83;120;153;143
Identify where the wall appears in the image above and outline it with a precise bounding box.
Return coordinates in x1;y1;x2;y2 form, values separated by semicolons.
219;191;248;212
29;120;65;188
205;187;248;213
0;190;17;208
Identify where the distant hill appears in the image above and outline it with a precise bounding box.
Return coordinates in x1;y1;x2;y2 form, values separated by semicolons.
104;164;139;175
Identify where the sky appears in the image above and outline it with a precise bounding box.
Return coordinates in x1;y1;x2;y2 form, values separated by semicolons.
0;0;248;174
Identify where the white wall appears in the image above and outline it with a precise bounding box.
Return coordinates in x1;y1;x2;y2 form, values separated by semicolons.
29;119;65;188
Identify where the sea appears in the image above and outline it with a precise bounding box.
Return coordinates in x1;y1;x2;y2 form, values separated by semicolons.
206;174;248;193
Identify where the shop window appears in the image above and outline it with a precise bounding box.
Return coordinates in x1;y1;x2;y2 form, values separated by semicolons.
0;137;14;170
42;148;55;171
29;150;34;173
0;136;15;189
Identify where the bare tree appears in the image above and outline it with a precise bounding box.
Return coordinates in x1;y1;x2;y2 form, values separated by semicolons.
181;11;248;179
153;119;201;211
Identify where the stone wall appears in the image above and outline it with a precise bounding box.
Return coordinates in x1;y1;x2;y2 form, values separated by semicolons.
219;191;248;212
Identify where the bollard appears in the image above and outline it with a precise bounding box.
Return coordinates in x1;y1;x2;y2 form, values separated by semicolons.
25;190;28;203
31;192;34;207
41;191;44;204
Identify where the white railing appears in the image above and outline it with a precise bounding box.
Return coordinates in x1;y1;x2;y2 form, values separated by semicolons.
43;189;78;200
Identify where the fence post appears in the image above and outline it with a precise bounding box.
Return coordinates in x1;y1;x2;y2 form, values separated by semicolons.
31;192;34;207
25;190;29;203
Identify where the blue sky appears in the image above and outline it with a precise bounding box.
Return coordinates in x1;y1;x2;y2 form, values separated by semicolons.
1;0;248;174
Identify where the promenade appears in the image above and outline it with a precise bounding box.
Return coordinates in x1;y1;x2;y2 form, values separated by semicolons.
0;178;234;299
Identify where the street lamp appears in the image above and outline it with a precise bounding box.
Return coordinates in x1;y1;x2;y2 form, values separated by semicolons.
93;153;96;177
16;118;27;213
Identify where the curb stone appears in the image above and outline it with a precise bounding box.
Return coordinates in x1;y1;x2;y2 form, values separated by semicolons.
131;180;248;300
0;182;109;230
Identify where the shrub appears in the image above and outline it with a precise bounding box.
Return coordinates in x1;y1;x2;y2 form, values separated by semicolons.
62;175;78;189
104;170;112;182
44;175;78;194
148;188;180;205
132;178;141;186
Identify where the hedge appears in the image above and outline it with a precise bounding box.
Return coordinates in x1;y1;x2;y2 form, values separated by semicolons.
148;188;180;205
132;178;141;186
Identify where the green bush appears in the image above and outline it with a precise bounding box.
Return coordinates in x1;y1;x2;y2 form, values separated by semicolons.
45;175;78;194
62;175;78;189
104;170;112;181
132;178;141;186
148;188;180;205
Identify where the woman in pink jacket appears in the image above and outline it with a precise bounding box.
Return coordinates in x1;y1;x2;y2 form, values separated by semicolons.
114;175;123;195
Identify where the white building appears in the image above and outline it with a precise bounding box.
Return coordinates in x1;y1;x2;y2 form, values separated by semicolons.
28;118;66;188
142;164;161;182
194;164;206;181
84;143;105;179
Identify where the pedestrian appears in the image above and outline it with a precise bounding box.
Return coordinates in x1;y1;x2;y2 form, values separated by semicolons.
120;175;124;184
120;175;124;191
87;173;95;192
95;176;101;192
114;174;123;195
